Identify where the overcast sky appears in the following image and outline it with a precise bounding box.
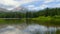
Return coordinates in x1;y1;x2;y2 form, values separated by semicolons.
0;0;60;10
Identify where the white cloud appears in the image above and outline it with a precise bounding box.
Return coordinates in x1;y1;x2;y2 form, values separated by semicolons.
44;0;54;3
39;4;48;9
0;0;41;10
0;0;40;7
27;5;35;8
19;0;37;3
21;0;60;10
0;0;60;10
55;0;60;2
52;4;60;8
27;4;48;10
0;0;20;8
27;5;35;10
27;5;40;10
56;4;60;7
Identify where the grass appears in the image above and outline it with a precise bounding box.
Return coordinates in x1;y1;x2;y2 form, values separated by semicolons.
0;16;60;26
26;16;60;26
56;30;60;34
0;19;25;25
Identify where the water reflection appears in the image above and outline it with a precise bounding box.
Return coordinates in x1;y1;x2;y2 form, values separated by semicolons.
0;24;60;34
24;24;48;34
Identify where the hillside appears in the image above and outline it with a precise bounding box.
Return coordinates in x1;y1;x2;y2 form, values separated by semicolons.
26;8;60;18
0;8;60;18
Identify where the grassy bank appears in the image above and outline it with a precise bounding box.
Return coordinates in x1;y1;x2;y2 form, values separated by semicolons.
26;16;60;26
0;18;25;25
0;16;60;26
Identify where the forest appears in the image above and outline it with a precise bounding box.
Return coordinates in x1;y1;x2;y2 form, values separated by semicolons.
0;8;60;18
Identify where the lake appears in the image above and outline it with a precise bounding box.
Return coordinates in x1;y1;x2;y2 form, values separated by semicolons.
0;24;60;34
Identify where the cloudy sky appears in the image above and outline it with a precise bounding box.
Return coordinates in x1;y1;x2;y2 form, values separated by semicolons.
0;0;60;10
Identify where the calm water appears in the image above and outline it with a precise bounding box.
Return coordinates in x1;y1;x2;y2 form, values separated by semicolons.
0;24;60;34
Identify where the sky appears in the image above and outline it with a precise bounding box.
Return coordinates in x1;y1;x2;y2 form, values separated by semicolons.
0;0;60;10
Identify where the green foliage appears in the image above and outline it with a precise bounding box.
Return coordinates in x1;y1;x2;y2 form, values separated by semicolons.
0;8;60;25
0;8;60;18
0;12;26;18
0;19;25;24
25;8;60;18
26;16;60;26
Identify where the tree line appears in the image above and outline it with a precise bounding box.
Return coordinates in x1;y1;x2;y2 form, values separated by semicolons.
0;8;60;18
26;8;60;18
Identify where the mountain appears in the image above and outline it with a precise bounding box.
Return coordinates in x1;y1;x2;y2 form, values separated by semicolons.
0;8;9;12
0;7;37;13
12;6;28;13
0;7;29;13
